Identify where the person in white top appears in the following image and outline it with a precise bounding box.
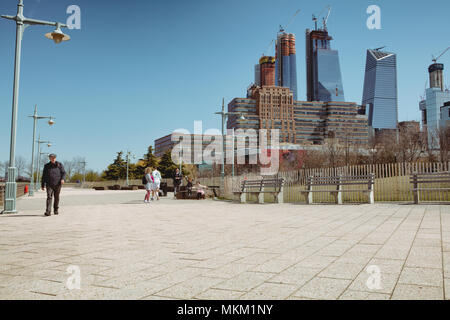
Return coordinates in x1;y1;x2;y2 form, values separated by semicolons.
151;167;162;201
144;167;154;203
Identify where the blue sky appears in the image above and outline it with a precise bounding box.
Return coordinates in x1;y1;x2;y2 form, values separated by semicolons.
0;0;449;172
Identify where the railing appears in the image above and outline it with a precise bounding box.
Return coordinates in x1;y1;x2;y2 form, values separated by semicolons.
197;162;450;203
0;182;29;208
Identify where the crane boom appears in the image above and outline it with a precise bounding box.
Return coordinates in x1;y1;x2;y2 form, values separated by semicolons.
433;46;450;63
323;6;331;30
280;9;301;33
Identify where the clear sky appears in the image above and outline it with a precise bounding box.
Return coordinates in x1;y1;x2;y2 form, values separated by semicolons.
0;0;449;172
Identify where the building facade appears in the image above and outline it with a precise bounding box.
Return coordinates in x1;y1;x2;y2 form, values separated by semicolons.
227;86;368;146
362;49;398;130
441;101;450;128
423;88;450;148
305;28;345;102
275;33;298;100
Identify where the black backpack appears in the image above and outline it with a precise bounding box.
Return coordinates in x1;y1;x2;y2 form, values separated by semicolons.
142;175;147;185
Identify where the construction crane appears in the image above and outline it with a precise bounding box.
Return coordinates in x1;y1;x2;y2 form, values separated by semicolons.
322;6;331;31
312;5;330;30
432;46;450;63
263;39;274;56
279;9;301;33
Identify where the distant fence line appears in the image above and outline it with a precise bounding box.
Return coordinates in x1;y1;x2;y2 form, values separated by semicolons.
37;162;449;204
197;162;450;203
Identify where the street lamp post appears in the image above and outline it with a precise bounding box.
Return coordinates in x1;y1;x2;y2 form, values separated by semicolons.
79;161;87;184
125;151;135;186
214;98;245;179
28;105;54;196
1;0;70;214
36;137;51;190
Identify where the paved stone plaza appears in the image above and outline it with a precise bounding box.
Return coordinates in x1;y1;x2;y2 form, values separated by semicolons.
0;188;449;300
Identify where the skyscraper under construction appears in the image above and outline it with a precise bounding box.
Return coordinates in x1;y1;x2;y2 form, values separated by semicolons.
305;25;345;102
275;32;298;100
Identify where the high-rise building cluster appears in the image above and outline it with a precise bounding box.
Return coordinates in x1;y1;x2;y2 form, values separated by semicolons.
228;15;369;147
419;57;450;149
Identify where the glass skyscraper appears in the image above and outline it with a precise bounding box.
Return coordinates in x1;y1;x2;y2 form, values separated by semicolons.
362;49;398;130
306;29;345;102
275;33;298;100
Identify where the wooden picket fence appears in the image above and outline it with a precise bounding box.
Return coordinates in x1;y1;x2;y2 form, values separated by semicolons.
198;162;450;204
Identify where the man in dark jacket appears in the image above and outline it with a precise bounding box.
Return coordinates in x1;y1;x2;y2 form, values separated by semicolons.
41;154;66;216
173;168;182;198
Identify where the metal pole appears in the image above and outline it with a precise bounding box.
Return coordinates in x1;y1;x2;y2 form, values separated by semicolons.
126;152;129;186
232;129;235;178
179;149;182;173
3;0;24;213
221;98;225;180
36;136;41;189
29;105;37;196
83;161;86;184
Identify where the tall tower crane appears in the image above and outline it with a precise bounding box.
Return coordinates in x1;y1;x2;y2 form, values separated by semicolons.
312;5;330;31
279;9;301;33
432;46;450;63
322;6;331;31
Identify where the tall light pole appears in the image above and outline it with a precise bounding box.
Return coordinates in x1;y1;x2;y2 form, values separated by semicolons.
28;105;54;196
1;0;71;214
214;98;245;179
125;151;135;186
36;137;51;190
79;161;87;184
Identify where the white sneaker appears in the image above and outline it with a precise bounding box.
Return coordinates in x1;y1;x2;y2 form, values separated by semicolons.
144;200;148;203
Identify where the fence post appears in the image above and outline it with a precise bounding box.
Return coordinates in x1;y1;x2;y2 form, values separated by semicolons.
413;173;419;204
336;175;343;204
368;173;375;204
240;180;247;204
258;179;264;204
276;179;284;204
306;176;313;204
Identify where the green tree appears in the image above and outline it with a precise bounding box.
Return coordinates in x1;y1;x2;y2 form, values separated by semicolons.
135;146;159;177
158;149;190;179
158;149;178;179
102;152;127;180
85;170;102;182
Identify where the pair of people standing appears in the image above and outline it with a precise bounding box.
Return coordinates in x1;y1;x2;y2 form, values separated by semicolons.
144;167;162;203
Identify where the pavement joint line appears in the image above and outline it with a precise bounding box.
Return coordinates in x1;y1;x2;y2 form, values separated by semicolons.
389;205;444;299
340;206;416;298
287;204;403;299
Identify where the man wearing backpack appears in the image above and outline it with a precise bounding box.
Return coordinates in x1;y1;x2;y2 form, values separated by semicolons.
41;154;66;216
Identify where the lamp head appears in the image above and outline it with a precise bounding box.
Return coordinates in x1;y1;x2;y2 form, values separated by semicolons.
45;26;70;44
48;118;55;126
47;143;52;148
239;114;246;120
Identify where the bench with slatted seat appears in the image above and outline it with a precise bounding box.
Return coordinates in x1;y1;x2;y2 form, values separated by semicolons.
410;172;450;204
234;178;285;204
301;174;375;204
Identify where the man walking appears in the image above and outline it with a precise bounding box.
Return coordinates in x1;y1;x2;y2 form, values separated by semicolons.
41;154;66;216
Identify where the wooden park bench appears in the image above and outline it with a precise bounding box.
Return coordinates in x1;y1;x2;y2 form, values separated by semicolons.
410;172;450;204
301;174;375;204
234;178;285;204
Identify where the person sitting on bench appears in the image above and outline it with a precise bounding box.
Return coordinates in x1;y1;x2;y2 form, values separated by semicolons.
195;181;207;200
186;177;193;197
